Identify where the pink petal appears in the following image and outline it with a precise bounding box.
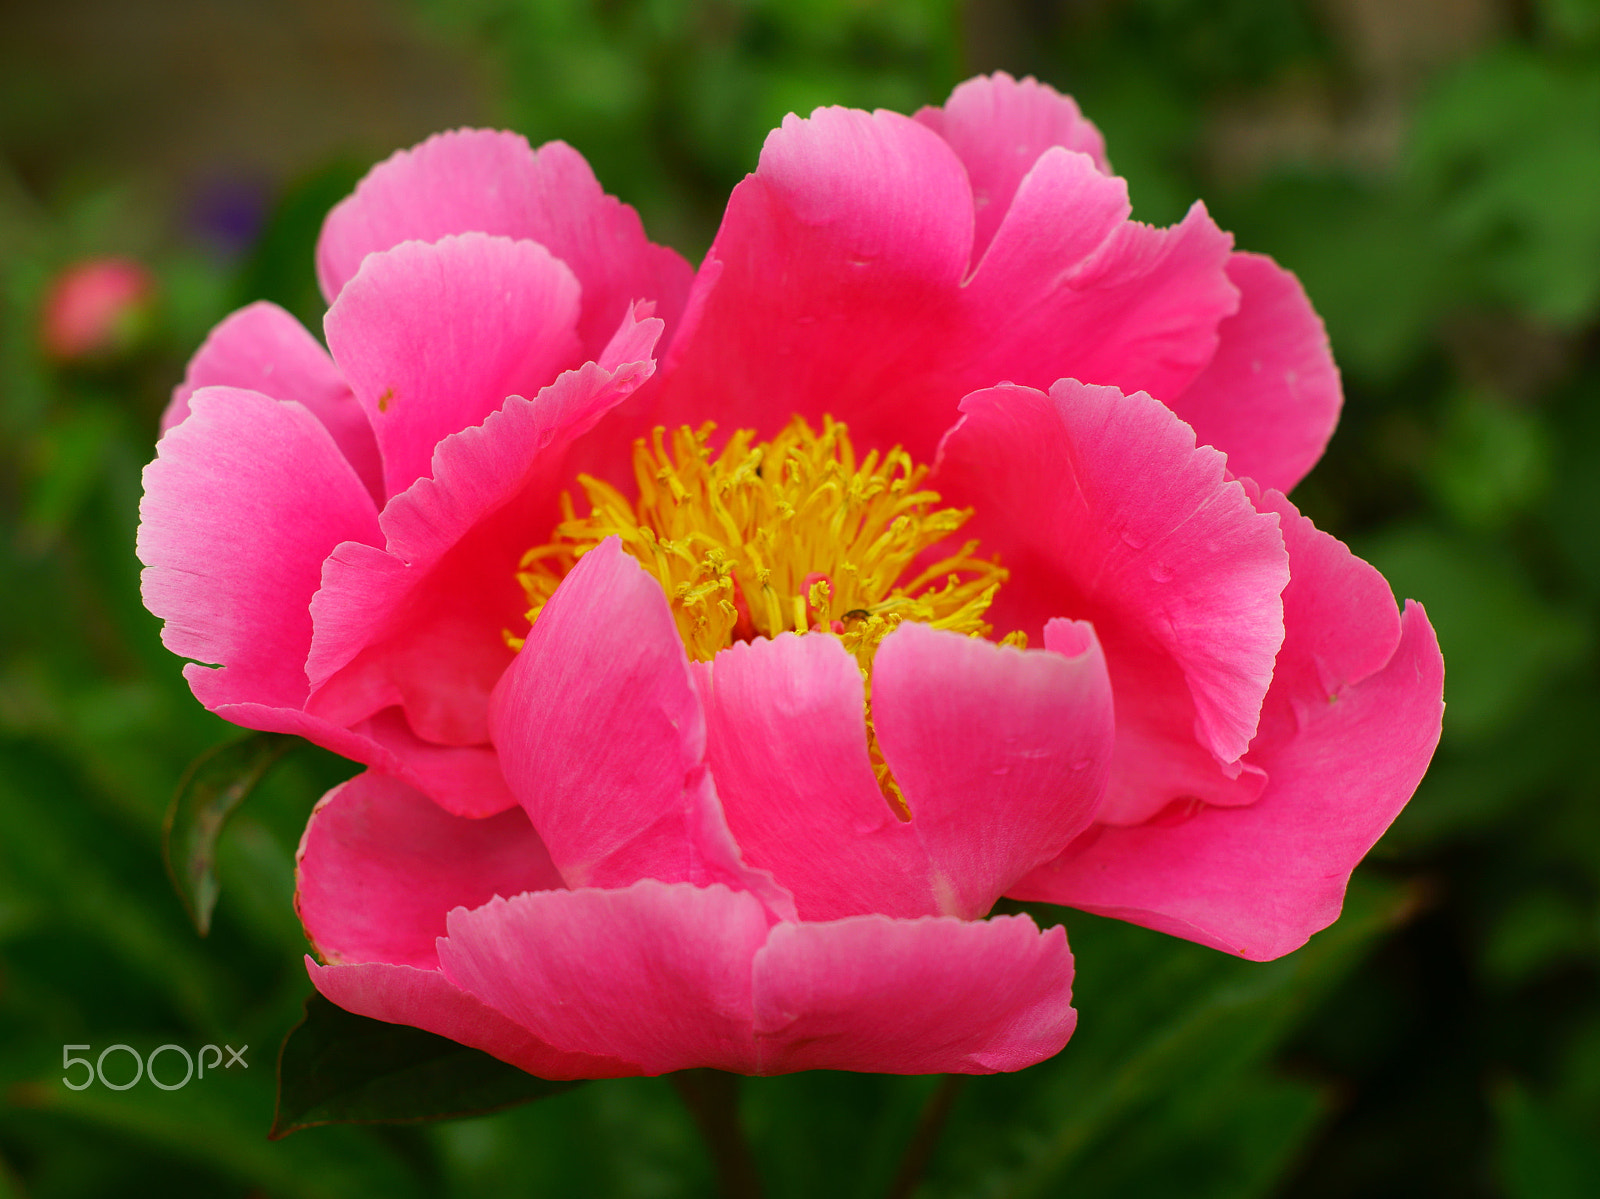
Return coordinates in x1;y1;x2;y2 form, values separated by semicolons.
308;960;638;1080
1166;253;1343;494
488;539;793;915
914;71;1110;263
323;233;582;499
935;380;1290;824
178;692;517;818
315;129;692;356
1013;495;1444;960
702;623;1115;923
305;538;512;746
649;106;976;461
963;160;1239;409
163;301;383;501
871;619;1115;918
752;913;1075;1074
354;709;519;818
1086;637;1270;822
305;306;662;748
651;106;1235;464
1248;486;1404;754
138;387;381;713
439;881;770;1075
296;770;561;970
698;632;935;921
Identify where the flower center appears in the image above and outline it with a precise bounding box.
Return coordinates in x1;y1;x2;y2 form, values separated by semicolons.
513;415;1016;815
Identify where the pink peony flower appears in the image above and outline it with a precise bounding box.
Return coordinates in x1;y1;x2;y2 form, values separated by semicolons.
138;73;1444;1078
41;256;156;361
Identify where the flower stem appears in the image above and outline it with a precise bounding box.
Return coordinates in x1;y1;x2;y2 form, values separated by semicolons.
670;1069;765;1199
886;1074;965;1199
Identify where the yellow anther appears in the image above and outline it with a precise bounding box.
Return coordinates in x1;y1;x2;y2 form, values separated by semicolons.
516;415;1007;666
513;415;1012;815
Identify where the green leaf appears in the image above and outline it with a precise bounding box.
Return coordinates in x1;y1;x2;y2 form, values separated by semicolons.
271;991;580;1138
1495;1082;1600;1199
162;731;297;935
978;875;1414;1199
1357;525;1590;742
1480;889;1596;988
1410;50;1600;325
1426;387;1551;530
0;739;231;1031
1060;1073;1328;1199
0;1148;25;1199
14;1062;425;1199
20;403;119;548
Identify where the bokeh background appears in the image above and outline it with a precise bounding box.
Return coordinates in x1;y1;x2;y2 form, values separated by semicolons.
2;0;1599;1195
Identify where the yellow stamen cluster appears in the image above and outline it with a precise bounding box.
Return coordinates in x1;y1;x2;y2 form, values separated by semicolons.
512;415;1017;814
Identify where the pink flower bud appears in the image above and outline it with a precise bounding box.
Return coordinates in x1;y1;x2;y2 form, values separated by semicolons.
40;257;156;362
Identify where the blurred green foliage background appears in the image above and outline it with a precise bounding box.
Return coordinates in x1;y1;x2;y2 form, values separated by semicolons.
2;0;1599;1195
